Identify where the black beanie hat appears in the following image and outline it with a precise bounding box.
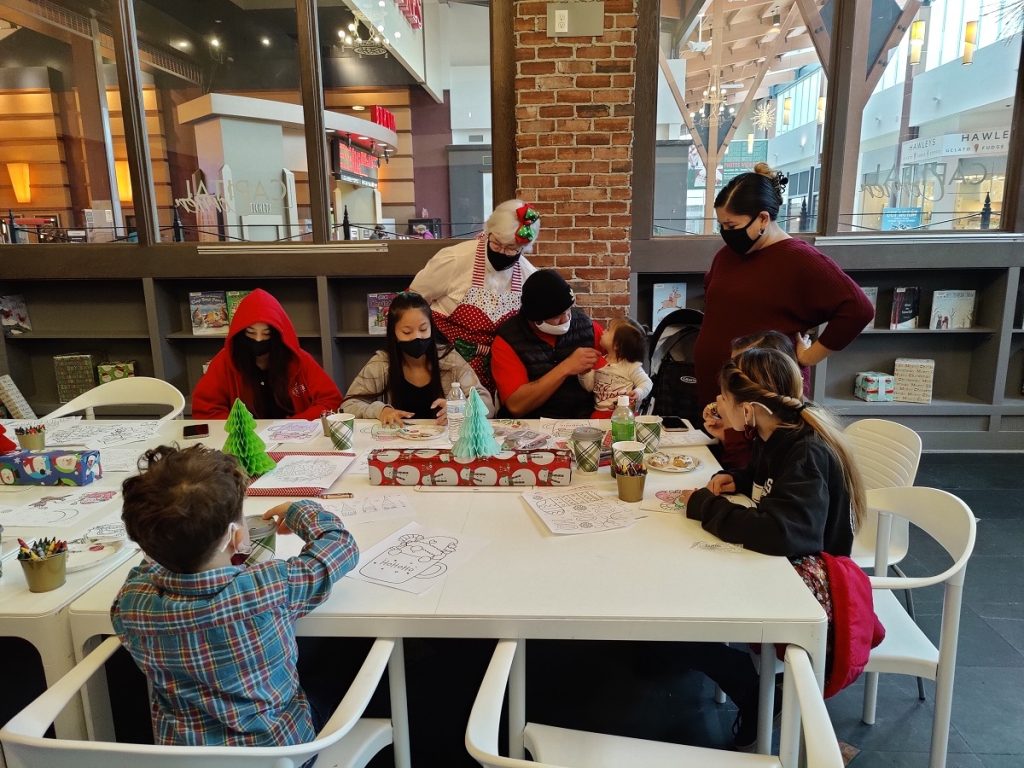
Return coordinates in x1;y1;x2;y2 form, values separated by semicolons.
520;269;575;322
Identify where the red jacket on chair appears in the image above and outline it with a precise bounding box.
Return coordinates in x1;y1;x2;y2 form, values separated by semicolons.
821;552;886;698
192;289;342;420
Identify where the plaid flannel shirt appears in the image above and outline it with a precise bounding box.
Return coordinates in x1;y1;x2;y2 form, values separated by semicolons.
111;500;359;748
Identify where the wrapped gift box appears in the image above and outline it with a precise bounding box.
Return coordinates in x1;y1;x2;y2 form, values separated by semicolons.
0;448;102;486
894;358;935;404
854;371;895;402
97;361;135;383
368;448;572;487
53;353;99;402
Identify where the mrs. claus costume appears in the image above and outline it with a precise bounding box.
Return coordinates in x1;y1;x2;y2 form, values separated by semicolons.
409;199;540;392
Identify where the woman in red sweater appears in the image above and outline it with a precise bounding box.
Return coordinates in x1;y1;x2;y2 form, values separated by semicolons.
694;163;873;467
192;289;342;420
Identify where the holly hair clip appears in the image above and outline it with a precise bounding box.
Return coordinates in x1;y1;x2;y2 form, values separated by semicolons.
514;204;540;244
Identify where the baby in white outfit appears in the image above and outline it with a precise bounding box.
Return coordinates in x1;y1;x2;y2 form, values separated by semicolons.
579;317;654;416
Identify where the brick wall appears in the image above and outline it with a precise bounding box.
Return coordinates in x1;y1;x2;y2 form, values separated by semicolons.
514;0;638;325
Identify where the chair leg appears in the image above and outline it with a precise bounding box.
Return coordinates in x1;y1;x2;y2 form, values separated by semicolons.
893;565;927;701
862;671;879;725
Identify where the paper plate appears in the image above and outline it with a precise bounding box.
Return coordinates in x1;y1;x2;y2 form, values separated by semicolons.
66;540;127;573
396;426;446;441
645;452;701;473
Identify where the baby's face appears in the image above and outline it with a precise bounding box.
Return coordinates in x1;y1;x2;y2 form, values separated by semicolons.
600;327;615;354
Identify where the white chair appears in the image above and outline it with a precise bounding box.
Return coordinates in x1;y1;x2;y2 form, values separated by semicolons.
0;635;395;768
46;377;185;422
467;640;843;768
861;486;977;768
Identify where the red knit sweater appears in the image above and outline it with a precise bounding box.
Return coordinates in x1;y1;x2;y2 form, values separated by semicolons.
694;238;873;405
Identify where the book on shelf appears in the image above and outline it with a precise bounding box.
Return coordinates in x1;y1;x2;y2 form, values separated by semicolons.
0;294;32;336
860;286;878;329
889;286;920;330
929;290;976;329
367;292;397;336
189;291;229;336
652;283;686;328
225;290;251;322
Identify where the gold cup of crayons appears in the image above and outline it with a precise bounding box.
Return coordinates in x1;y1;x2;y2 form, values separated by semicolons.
18;537;68;593
15;425;45;451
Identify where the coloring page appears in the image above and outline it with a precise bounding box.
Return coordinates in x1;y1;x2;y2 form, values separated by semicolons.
3;416;81;429
248;454;354;491
96;447;148;473
258;420;322;445
538;418;600;439
521;485;639;535
320;493;414;524
347;521;485;595
350;450;371;475
0;488;120;527
43;421;161;449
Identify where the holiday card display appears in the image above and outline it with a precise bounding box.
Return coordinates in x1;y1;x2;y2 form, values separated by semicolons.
889;286;920;330
0;294;32;336
189;291;229;336
894;358;935;404
854;371;895;402
0;447;102;487
53;354;98;403
368;448;572;487
367;292;397;336
97;361;136;383
929;290;976;329
222;399;277;476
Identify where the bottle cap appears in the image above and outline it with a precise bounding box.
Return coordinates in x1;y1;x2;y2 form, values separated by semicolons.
617;395;630;407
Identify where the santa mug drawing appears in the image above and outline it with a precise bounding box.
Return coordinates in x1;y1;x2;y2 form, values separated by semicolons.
360;533;458;584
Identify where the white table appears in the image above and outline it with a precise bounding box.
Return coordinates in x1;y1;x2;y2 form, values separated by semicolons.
66;418;826;766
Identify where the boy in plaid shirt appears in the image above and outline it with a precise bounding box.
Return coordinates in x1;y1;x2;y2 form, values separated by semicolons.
111;444;359;748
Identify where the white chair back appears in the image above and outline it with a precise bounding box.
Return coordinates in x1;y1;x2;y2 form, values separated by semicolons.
46;377;185;422
845;419;922;571
1;636;394;768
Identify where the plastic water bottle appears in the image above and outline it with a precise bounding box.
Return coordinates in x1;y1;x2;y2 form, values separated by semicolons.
610;395;635;444
447;381;466;442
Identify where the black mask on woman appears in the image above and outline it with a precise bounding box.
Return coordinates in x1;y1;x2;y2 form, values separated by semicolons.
398;337;432;359
719;215;764;255
487;244;521;271
240;336;272;357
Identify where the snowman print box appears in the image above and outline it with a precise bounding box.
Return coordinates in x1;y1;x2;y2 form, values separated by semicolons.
368;448;572;487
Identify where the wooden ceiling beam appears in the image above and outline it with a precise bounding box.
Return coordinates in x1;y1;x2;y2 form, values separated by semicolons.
793;0;831;77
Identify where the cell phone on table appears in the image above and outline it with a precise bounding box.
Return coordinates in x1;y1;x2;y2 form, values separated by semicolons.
183;423;210;440
662;416;690;432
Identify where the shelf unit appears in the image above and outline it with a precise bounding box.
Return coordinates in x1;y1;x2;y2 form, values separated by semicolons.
631;237;1024;450
0;242;434;417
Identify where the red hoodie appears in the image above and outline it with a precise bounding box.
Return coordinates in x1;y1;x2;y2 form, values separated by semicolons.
191;289;342;420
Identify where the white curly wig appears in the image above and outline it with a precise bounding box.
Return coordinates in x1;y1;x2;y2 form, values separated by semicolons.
485;199;541;253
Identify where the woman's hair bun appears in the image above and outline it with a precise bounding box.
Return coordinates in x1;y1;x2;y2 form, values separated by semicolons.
753;162;788;197
753;162;774;176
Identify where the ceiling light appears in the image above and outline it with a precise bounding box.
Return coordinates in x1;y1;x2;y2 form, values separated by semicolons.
394;31;401;38
377;24;384;32
352;105;366;111
338;29;345;38
909;19;925;65
963;20;978;65
174;39;191;50
379;0;385;6
210;37;221;48
345;35;353;44
348;22;357;32
260;37;271;47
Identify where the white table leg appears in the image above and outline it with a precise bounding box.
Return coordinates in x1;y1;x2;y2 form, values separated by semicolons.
756;642;774;755
16;613;86;740
388;638;411;768
508;639;526;760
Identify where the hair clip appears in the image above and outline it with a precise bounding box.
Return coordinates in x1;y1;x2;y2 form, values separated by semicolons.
516;204;540;225
514;223;536;245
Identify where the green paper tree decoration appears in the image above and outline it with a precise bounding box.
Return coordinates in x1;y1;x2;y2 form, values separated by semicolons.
452;388;502;459
0;424;16;454
222;399;277;476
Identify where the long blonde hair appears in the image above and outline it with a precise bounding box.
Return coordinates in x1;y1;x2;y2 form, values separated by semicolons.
719;348;865;529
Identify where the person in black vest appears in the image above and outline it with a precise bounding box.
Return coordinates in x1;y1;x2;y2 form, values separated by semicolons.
491;269;603;418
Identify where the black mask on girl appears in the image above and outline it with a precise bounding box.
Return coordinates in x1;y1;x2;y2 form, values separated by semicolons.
398;337;432;359
719;216;764;255
239;336;272;357
487;244;521;271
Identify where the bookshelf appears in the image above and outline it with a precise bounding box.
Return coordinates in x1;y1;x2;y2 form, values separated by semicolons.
631;236;1024;450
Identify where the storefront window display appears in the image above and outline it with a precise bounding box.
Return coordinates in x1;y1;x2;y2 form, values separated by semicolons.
653;0;830;236
849;0;1021;232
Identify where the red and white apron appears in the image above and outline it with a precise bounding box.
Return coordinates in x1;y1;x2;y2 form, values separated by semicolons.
432;233;523;392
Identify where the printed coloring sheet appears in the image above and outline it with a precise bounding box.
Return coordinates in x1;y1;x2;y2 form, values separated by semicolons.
43;421;162;449
248;454;354;491
0;488;120;527
320;493;414;524
95;447;148;473
258;420;322;445
521;485;639;535
347;521;485;595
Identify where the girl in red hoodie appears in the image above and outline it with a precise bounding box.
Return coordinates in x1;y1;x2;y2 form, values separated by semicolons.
192;289;342;420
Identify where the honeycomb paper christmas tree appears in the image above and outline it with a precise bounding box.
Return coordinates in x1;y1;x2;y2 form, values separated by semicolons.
452;388;502;459
222;398;277;476
0;424;17;454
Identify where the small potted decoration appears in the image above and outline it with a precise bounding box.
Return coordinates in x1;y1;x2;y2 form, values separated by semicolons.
14;424;45;451
17;537;68;592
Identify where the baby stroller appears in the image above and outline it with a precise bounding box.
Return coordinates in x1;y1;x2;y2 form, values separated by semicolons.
642;308;704;425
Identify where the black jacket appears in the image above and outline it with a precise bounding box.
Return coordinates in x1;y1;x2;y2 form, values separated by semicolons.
686;424;854;558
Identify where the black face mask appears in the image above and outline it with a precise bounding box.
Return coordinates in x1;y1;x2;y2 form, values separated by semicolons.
398;337;432;359
487;244;521;271
719;216;764;255
240;336;272;357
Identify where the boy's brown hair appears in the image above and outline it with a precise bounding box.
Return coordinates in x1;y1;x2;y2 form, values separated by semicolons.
121;444;248;573
609;317;648;364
